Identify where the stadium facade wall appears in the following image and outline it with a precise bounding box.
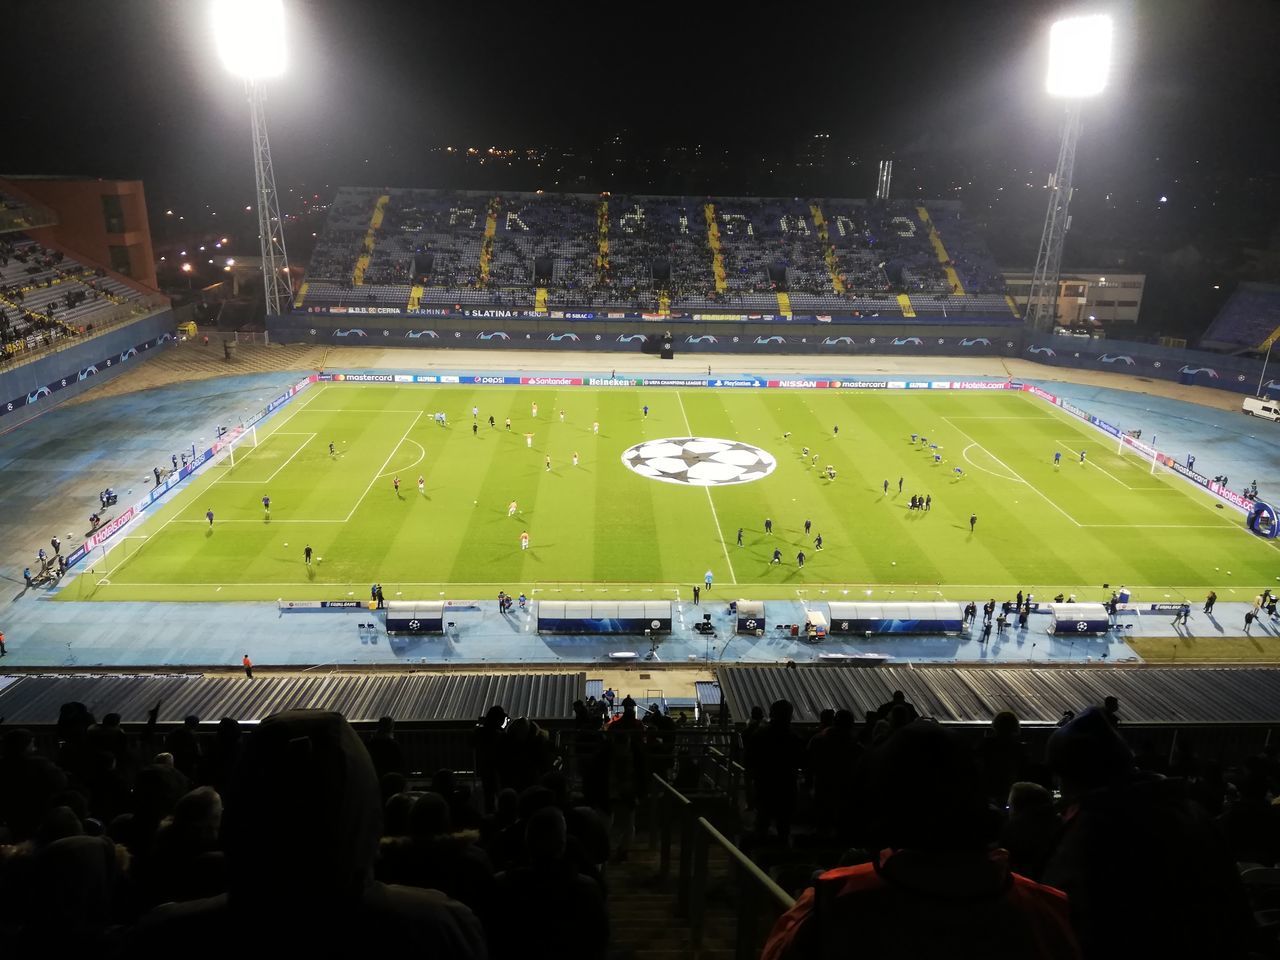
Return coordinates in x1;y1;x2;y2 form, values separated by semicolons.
271;314;1278;396
0;309;175;430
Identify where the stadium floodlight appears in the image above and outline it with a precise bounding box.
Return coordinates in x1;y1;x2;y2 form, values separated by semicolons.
211;0;292;318
1025;14;1113;335
1045;14;1112;98
212;0;286;80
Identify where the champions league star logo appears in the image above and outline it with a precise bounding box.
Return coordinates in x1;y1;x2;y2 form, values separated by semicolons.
621;437;777;487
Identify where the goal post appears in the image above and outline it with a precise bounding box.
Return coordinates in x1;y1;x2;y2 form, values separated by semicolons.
211;425;258;471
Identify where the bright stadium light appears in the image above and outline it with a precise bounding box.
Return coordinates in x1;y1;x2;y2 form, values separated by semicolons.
212;0;286;79
1025;13;1114;334
211;0;292;318
1046;14;1112;98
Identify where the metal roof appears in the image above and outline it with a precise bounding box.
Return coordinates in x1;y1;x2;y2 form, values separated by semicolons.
717;665;1280;726
0;672;585;725
695;680;722;706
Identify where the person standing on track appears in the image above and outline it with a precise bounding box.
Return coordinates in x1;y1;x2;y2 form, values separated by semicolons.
242;654;253;678
1204;590;1217;615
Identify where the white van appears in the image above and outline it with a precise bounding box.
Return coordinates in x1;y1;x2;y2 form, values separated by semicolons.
1243;396;1280;421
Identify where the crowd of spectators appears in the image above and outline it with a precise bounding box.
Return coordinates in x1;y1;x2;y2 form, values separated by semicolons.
0;694;690;958
747;694;1279;959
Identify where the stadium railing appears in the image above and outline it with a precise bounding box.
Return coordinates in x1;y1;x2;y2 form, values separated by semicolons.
649;773;794;958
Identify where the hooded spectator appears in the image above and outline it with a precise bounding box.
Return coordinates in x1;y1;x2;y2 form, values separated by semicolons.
131;709;486;958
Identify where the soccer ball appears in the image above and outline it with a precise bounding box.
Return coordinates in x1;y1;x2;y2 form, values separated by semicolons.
621;437;777;487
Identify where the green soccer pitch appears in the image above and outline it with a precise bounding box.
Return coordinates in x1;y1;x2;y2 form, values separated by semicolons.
61;382;1279;603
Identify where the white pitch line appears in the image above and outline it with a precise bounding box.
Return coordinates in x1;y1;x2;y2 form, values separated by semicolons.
91;382;330;581
380;438;426;479
942;417;1081;527
261;432;317;483
345;411;424;521
675;391;737;583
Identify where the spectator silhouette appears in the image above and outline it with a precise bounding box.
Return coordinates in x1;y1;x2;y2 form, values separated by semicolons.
378;792;495;918
807;709;862;839
762;721;1080;959
749;699;805;842
875;690;919;724
490;806;608;960
0;727;69;841
977;711;1029;803
1042;707;1251;959
1000;781;1060;882
131;709;486;958
367;715;405;781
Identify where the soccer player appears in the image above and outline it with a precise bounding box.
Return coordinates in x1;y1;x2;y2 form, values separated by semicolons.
572;451;579;467
472;405;479;420
764;517;773;534
833;425;839;436
883;479;889;494
329;441;336;457
508;500;518;516
1079;450;1087;464
925;494;931;511
704;570;713;591
1053;450;1061;468
969;513;977;532
505;417;512;431
954;467;964;478
262;495;270;516
643;404;649;419
783;431;791;440
804;519;811;535
898;477;904;493
206;508;214;527
826;465;837;480
471;422;477;436
304;544;313;565
802;446;810;458
811;454;819;466
814;533;823;550
545;455;552;471
736;527;744;546
520;531;530;550
797;551;806;567
418;475;425;495
531;402;538;418
393;476;400;494
559;410;566;423
489;415;495;428
525;433;534;448
771;548;782;564
593;421;600;435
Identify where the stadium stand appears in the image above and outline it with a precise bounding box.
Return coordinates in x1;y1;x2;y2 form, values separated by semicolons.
2;665;1278;958
1199;281;1280;352
0;234;155;363
298;189;1014;319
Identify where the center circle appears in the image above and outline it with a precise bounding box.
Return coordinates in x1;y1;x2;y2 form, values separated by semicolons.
621;437;778;487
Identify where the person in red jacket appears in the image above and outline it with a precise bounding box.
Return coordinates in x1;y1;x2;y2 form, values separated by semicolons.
762;721;1080;960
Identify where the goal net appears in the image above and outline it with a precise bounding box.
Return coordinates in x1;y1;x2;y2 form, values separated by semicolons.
207;424;258;472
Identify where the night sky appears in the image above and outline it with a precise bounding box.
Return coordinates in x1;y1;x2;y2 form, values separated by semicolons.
5;0;1276;194
5;0;1280;335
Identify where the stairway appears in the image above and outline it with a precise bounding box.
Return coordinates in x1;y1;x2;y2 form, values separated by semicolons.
607;840;738;960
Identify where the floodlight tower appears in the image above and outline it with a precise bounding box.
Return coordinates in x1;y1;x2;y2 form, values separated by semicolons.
1026;14;1113;334
213;0;292;318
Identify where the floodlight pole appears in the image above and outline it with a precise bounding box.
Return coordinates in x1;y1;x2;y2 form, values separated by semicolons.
246;79;292;318
1026;102;1082;335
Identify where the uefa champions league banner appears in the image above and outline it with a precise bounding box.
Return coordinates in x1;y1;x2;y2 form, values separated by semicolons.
64;376;317;572
0;331;174;421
